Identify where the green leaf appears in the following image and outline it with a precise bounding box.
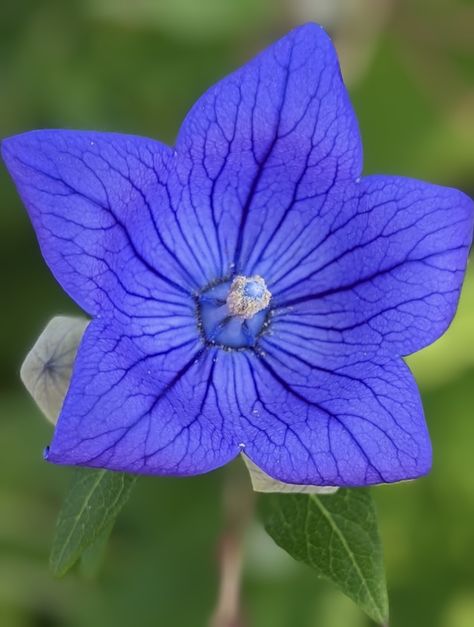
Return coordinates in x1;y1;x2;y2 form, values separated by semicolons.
78;521;114;579
50;468;137;577
261;490;389;625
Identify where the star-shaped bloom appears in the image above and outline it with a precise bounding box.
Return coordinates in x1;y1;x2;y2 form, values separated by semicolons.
2;24;473;486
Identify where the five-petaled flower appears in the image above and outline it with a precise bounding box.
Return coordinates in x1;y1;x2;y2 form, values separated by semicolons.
2;24;473;486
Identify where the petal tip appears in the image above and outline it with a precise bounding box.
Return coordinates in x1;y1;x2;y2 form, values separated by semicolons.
286;21;335;51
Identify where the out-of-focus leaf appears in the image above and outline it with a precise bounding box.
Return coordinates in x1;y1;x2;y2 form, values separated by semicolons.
50;469;137;577
87;0;271;40
261;490;388;625
242;455;338;495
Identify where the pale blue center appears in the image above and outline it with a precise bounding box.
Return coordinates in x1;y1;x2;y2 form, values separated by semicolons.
243;280;265;300
197;279;270;349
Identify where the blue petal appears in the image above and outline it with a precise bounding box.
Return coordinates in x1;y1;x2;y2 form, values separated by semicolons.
271;176;473;360
173;23;362;282
47;319;240;474
1;130;197;316
4;24;472;487
237;349;431;486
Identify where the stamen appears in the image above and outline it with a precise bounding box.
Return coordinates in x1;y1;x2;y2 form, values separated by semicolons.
226;275;271;320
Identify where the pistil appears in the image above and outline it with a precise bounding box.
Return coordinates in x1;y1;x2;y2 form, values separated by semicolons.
226;275;271;320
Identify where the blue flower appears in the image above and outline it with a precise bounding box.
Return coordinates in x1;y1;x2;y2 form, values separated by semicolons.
2;24;473;486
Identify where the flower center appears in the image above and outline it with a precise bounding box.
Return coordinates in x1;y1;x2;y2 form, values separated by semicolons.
226;275;271;319
197;275;272;349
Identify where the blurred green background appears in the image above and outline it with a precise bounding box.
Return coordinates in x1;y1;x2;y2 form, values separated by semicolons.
1;1;473;626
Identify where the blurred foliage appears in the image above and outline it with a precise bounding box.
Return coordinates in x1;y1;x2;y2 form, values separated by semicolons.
0;0;473;626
